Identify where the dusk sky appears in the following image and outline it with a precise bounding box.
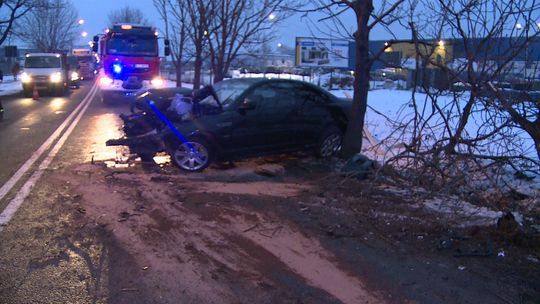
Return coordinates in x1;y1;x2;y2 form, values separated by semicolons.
73;0;408;48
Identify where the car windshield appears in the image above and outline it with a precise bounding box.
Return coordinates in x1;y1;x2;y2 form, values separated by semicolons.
25;56;61;68
202;81;252;107
107;34;158;56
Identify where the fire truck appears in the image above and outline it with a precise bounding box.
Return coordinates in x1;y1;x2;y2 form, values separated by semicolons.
72;48;97;80
92;24;170;103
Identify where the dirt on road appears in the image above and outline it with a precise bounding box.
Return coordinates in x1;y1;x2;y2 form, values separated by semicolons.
2;153;539;304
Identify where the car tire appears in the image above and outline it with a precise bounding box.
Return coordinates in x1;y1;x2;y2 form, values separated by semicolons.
169;138;212;172
317;126;343;157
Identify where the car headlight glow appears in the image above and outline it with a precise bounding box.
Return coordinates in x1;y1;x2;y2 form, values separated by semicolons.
99;76;113;86
71;71;79;81
50;72;62;83
21;72;31;83
151;77;164;87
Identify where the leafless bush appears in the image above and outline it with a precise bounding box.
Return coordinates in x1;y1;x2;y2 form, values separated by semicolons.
375;0;540;194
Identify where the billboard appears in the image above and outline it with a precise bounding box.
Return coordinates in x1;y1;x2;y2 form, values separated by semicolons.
295;37;351;68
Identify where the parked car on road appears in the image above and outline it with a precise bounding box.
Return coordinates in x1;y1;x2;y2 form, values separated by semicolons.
108;78;351;171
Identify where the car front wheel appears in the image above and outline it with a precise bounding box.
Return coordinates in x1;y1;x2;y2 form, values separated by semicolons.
317;126;343;157
170;139;212;172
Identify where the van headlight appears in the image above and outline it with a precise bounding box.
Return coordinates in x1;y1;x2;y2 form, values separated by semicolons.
50;72;63;83
21;72;31;83
70;71;79;81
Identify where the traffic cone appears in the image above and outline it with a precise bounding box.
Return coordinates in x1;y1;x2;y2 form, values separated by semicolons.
32;85;39;100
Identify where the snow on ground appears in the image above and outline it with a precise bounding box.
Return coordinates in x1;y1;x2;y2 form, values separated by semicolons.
332;87;538;159
329;85;539;228
422;197;504;227
0;76;22;96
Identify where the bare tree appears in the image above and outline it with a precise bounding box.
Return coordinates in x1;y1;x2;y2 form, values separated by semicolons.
204;0;295;83
375;0;540;190
15;0;78;52
107;6;149;26
304;1;406;158
185;0;213;90
154;0;190;87
0;0;34;46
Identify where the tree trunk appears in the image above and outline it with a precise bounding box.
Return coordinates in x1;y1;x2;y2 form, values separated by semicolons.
212;52;225;83
193;52;202;90
341;0;373;158
214;62;224;83
175;64;182;87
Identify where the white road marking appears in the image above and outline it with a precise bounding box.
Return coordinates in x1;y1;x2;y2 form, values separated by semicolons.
0;85;97;203
0;84;98;231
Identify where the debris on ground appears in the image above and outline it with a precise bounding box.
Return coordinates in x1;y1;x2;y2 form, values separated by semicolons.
340;154;375;179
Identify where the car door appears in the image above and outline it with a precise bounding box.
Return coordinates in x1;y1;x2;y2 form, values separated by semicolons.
293;85;334;146
227;82;299;155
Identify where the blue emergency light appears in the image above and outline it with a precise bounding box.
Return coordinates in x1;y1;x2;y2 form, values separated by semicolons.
113;63;122;74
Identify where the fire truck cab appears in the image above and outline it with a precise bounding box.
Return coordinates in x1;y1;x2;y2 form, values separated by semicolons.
93;23;170;104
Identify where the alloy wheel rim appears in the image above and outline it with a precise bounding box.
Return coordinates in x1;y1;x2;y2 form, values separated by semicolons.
174;142;209;171
320;134;342;157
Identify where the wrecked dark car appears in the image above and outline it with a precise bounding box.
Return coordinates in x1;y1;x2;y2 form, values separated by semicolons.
107;78;351;172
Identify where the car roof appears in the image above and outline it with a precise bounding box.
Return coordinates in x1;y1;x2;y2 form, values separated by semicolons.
221;77;312;87
25;53;62;57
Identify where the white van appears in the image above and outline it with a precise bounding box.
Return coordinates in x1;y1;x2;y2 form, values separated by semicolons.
21;53;68;97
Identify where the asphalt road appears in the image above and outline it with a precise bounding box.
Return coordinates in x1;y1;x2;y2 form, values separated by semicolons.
0;81;136;304
0;82;128;212
0;86;90;185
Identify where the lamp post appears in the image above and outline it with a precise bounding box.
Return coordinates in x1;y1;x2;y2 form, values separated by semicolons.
515;23;529;80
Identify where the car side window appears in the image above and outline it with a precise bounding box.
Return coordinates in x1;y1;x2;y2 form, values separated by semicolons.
245;83;296;113
294;85;331;113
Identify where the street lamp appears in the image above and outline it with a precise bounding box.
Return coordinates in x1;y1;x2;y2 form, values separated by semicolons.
514;23;529;80
81;31;88;38
277;42;282;48
268;13;276;21
78;19;85;25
